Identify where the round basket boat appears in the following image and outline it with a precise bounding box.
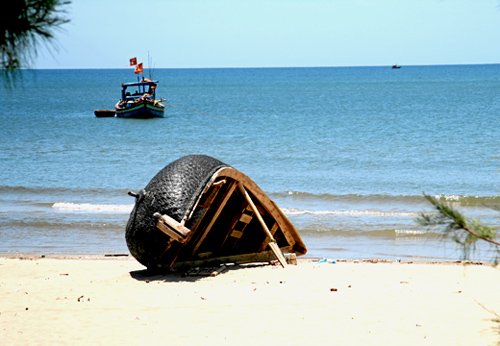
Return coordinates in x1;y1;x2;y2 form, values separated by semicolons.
125;155;306;270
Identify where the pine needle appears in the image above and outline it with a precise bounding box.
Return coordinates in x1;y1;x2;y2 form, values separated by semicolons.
416;193;500;263
1;0;70;87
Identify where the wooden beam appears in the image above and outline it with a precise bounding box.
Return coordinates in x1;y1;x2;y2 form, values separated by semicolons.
239;213;252;224
214;196;249;254
197;180;223;209
258;223;279;252
229;230;244;239
188;181;238;257
154;212;191;243
237;183;287;268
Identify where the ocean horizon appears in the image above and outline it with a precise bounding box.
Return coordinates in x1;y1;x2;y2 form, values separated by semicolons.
26;62;500;70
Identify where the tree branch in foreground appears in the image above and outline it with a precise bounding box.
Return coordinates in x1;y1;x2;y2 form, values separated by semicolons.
416;193;500;263
1;0;71;86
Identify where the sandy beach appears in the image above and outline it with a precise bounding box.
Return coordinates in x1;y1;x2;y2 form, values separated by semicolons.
1;256;499;346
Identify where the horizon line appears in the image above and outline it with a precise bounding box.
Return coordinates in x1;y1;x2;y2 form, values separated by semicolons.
23;62;500;70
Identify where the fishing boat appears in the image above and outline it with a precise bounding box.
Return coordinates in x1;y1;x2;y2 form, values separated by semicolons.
115;78;165;118
125;155;307;270
391;64;401;69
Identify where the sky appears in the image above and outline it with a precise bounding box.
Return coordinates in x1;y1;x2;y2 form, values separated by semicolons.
36;0;500;69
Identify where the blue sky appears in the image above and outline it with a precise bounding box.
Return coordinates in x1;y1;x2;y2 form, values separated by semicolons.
36;0;500;69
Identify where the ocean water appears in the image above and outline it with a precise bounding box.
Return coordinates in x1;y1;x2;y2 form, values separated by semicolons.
2;65;500;261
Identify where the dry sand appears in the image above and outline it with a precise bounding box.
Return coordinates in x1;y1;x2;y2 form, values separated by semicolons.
1;256;499;346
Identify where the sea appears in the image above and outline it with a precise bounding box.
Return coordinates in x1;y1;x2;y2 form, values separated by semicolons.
2;64;500;262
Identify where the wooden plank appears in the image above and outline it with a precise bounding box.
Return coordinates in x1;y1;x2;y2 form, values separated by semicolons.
258;222;279;251
156;221;186;243
237;183;287;268
188;181;238;257
229;230;244;239
215;198;248;253
239;213;253;224
197;181;223;209
285;253;297;265
154;212;191;245
269;200;307;254
165;250;278;270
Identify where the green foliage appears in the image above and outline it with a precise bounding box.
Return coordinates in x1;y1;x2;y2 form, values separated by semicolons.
418;193;500;341
0;0;70;85
416;193;500;263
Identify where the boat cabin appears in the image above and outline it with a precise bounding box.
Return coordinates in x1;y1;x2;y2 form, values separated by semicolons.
121;79;159;102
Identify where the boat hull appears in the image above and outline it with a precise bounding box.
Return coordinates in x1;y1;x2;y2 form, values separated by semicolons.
115;100;165;119
94;109;116;117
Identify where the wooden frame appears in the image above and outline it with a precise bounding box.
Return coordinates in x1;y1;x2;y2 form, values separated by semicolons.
152;167;306;269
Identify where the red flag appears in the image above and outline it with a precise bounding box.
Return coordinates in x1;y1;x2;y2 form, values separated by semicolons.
129;57;137;66
134;62;143;74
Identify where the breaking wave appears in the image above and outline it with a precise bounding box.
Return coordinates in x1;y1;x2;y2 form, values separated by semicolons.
273;191;500;207
52;202;133;213
281;208;418;217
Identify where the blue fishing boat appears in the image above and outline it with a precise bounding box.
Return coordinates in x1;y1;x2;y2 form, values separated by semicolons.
115;79;165;118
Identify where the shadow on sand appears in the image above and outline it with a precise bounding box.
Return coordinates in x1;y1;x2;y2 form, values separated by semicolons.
129;262;272;283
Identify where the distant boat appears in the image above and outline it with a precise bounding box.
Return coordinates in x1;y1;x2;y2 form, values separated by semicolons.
115;79;165;118
391;64;401;69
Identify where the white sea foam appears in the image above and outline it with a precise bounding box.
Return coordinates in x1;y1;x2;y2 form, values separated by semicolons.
52;202;133;213
437;195;462;201
395;229;428;235
282;208;418;217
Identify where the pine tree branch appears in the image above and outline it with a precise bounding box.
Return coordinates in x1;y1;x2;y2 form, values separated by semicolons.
1;0;70;88
460;222;500;247
416;193;500;261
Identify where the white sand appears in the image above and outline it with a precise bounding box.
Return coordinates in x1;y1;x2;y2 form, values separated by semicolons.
1;257;499;346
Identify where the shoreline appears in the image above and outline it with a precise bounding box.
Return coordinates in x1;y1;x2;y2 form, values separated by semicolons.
0;253;491;266
2;256;499;345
